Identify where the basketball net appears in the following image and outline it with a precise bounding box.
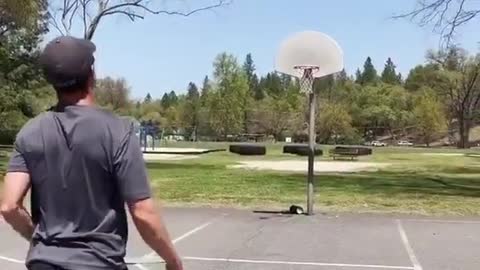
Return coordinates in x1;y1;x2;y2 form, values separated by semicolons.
295;66;319;94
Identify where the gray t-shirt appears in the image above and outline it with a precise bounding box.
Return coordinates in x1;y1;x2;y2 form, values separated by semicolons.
7;105;151;270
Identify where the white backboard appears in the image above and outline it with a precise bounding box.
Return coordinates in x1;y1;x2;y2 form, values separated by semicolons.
275;31;344;78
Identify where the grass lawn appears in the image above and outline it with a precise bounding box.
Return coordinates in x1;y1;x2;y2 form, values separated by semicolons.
1;144;480;216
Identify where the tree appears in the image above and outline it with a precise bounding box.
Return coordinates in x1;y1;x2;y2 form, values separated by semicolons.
428;47;480;148
359;57;378;85
253;96;301;141
413;88;447;147
0;0;50;143
208;52;249;138
317;103;355;144
164;105;181;135
167;91;178;106
250;74;264;100
200;75;211;106
0;0;47;40
144;93;152;104
243;53;255;92
336;69;348;85
394;0;479;48
241;53;258;133
381;58;401;85
355;68;362;84
47;0;230;40
94;76;131;113
161;93;170;108
350;84;412;140
181;82;201;140
260;72;283;97
405;64;441;91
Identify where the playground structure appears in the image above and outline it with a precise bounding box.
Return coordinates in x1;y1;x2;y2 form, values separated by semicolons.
138;120;160;152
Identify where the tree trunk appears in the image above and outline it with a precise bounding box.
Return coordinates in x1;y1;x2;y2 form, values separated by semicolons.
458;115;470;149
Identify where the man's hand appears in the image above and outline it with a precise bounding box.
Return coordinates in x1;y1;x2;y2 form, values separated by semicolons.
0;172;34;241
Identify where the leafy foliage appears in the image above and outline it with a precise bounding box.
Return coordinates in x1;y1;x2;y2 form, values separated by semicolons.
413;88;448;146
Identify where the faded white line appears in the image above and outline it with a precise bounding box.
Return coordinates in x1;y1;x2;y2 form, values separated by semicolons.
134;264;149;270
402;218;480;224
397;220;423;270
183;256;415;269
171;220;215;244
134;214;227;268
0;255;24;264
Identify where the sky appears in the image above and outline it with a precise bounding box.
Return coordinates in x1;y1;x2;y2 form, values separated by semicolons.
45;0;479;100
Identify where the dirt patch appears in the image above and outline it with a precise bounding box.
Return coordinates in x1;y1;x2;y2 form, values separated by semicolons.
421;153;465;157
229;160;389;173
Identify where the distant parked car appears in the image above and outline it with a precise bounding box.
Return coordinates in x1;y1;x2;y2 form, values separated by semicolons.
371;141;387;147
397;141;413;147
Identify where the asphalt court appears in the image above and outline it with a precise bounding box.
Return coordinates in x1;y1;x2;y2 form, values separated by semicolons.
1;207;480;270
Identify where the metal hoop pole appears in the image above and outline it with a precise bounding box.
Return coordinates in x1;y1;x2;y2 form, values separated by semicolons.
299;68;316;216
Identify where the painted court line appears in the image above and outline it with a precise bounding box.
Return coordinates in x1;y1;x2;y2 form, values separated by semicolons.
396;220;423;270
182;256;415;269
402;218;480;224
133;264;149;270
0;255;24;264
134;214;227;269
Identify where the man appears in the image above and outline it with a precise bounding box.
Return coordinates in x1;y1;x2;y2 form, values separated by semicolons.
0;36;183;270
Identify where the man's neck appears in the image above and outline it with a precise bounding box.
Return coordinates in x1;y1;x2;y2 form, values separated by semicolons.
55;92;95;111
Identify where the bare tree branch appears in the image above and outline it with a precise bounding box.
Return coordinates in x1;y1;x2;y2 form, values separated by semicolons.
47;8;66;36
47;0;230;39
393;0;479;48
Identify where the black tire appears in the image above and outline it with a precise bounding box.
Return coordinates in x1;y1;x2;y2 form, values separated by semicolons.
229;144;266;156
283;144;323;156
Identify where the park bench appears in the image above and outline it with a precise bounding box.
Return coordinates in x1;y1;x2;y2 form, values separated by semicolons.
329;147;372;160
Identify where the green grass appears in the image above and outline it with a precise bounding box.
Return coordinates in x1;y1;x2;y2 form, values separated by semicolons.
146;143;480;216
1;143;480;216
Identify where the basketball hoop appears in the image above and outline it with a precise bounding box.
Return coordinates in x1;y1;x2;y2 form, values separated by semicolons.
294;65;319;94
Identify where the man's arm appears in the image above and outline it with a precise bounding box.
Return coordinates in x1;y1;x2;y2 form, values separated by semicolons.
128;199;182;268
114;124;182;270
0;171;34;241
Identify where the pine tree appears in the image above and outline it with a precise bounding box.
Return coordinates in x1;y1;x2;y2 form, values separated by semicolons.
360;57;378;85
381;58;401;85
187;82;200;100
182;82;200;140
144;93;152;104
336;69;348;85
168;91;178;105
161;93;170;108
243;53;262;101
243;54;255;84
355;68;362;84
252;74;264;100
201;76;211;106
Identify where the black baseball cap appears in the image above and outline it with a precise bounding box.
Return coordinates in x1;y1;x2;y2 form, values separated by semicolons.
39;36;96;88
